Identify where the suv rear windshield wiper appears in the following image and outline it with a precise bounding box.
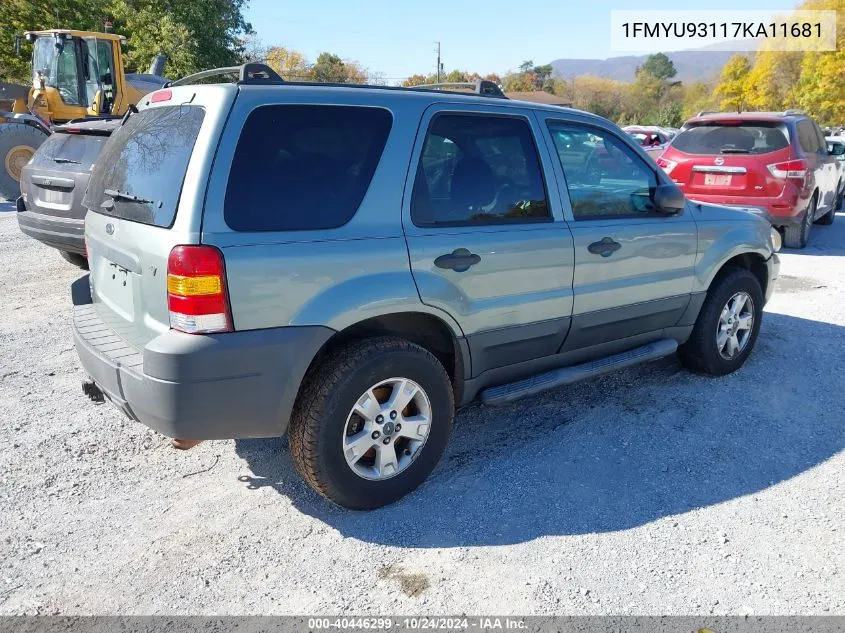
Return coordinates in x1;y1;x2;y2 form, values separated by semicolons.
720;147;751;154
103;188;156;205
53;157;81;164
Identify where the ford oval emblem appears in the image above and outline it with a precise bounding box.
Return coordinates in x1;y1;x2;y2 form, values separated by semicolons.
105;223;114;235
714;157;725;165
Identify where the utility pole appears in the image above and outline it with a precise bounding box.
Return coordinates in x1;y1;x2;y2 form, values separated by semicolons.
435;42;441;83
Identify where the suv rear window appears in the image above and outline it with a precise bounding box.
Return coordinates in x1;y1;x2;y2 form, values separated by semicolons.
672;122;789;155
29;131;108;168
224;105;392;232
84;105;205;227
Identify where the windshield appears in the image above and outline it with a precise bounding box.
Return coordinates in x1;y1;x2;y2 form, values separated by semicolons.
31;36;82;105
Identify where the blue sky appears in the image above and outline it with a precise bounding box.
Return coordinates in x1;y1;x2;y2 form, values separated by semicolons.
245;0;796;81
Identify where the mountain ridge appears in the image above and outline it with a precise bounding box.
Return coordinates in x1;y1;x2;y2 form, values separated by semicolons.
550;49;752;83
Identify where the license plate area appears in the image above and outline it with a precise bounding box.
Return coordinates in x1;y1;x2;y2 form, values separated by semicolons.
92;260;135;321
704;173;732;186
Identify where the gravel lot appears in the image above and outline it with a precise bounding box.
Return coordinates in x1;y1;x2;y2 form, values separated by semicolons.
0;201;843;615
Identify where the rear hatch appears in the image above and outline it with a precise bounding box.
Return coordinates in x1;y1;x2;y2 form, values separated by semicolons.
20;121;115;219
661;120;792;199
82;86;236;348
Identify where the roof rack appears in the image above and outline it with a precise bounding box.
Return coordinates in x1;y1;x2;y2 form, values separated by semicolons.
166;63;283;88
782;109;806;116
412;80;507;99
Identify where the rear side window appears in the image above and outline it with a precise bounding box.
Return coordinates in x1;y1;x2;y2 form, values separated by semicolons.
29;132;107;167
224;105;392;232
84;106;205;227
797;120;822;153
672;123;789;155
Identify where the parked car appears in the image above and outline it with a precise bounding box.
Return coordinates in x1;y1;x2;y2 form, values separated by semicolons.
72;67;780;509
622;125;672;157
17;119;120;268
825;135;845;210
657;110;841;248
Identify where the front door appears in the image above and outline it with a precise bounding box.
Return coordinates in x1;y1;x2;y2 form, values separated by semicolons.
402;104;575;377
539;116;698;352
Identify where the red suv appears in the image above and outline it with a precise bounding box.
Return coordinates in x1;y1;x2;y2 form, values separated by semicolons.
657;111;841;248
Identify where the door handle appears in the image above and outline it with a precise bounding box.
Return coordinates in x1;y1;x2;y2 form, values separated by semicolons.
434;248;481;272
588;237;622;257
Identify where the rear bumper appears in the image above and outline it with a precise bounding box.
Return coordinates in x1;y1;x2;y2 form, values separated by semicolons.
17;200;85;254
684;191;804;227
71;276;334;440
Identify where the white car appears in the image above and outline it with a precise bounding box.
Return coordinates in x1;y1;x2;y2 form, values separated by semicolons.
825;136;845;210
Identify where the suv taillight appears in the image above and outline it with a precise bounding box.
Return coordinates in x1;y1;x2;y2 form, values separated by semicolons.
767;159;808;181
167;245;232;334
656;156;677;175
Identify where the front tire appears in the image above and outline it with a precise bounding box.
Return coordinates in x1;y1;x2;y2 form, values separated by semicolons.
678;268;763;376
289;337;454;509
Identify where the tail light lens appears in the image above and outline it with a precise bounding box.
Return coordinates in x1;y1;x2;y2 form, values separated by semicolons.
767;159;808;181
167;245;232;334
656;156;677;175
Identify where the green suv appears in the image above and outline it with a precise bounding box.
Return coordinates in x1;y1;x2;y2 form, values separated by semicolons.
72;65;780;509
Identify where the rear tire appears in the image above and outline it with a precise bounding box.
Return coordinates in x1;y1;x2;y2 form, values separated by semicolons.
59;250;89;270
0;123;47;201
678;268;763;376
783;197;816;248
289;336;454;509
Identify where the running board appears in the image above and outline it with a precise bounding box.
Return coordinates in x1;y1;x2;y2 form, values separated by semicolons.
480;338;678;406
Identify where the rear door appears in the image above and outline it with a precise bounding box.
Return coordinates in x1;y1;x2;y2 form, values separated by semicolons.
668;121;791;200
403;103;575;376
82;86;236;348
539;115;697;351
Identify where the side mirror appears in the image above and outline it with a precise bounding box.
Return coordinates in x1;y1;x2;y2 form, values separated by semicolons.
653;183;686;215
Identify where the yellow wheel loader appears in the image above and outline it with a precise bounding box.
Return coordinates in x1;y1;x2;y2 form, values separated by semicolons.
0;30;167;199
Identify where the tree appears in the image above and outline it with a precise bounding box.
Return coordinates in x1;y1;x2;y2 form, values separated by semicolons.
402;74;429;87
637;52;677;81
1;0;253;82
683;81;719;119
116;0;253;77
744;50;802;111
266;46;310;80
714;54;752;111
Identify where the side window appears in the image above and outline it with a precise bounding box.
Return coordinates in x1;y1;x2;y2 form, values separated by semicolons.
547;122;658;220
812;123;827;153
411;113;550;227
797;120;819;153
224;105;392;232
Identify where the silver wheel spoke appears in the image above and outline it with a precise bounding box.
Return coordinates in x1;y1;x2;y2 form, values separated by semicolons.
396;415;430;440
717;329;729;351
374;443;399;477
387;379;418;413
726;334;738;358
344;432;375;464
736;314;753;331
354;389;382;422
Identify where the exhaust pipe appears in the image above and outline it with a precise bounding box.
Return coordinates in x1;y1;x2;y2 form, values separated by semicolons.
147;54;167;78
171;439;202;450
81;380;105;403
